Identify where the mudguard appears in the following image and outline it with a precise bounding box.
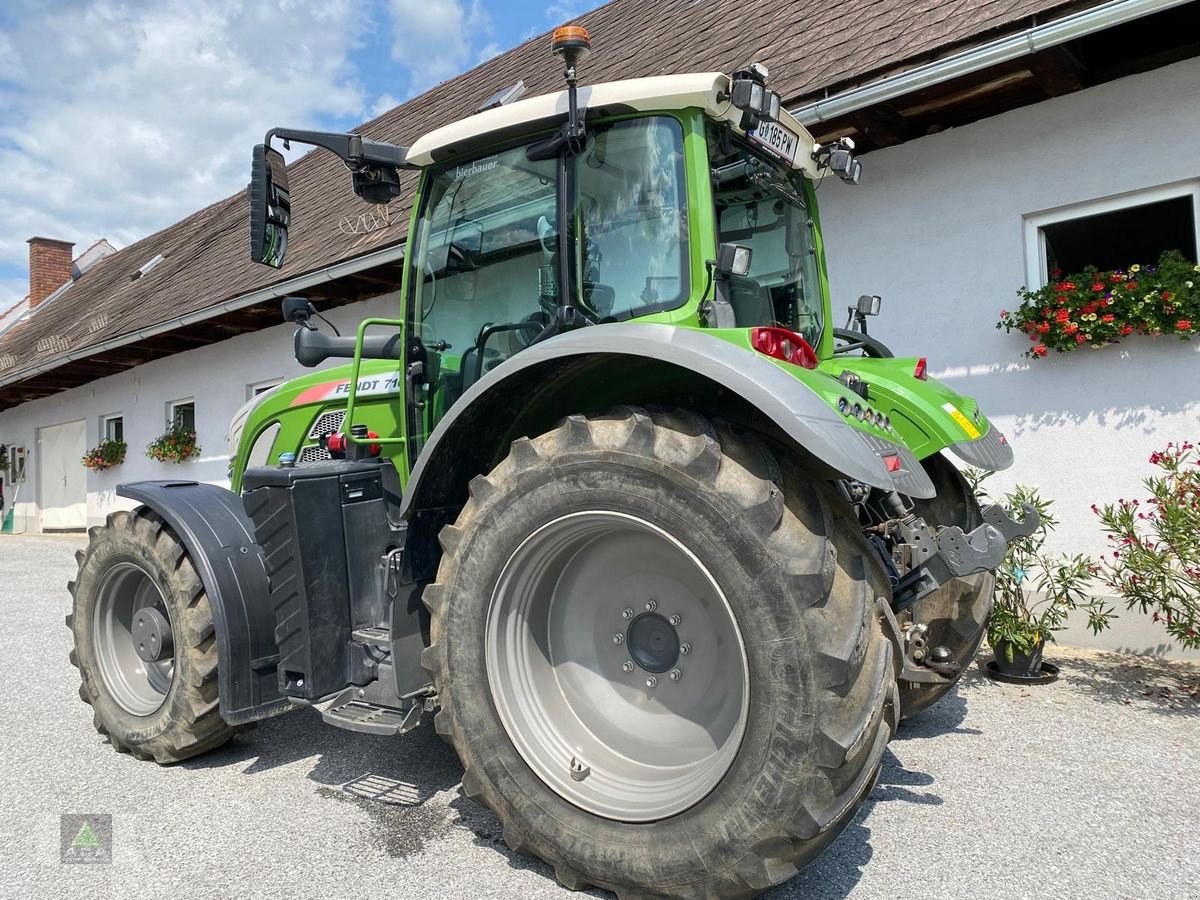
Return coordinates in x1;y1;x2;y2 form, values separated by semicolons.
117;481;289;725
401;323;934;516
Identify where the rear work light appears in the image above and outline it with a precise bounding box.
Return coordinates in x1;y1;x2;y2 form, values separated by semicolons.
750;327;818;369
913;357;928;380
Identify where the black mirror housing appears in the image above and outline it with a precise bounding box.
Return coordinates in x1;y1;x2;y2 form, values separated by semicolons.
249;145;291;268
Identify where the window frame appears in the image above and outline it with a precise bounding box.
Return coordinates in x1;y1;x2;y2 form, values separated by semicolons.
1023;179;1200;287
247;378;284;400
167;398;196;433
99;413;124;444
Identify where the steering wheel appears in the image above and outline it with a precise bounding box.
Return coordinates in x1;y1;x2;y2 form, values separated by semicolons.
832;326;894;358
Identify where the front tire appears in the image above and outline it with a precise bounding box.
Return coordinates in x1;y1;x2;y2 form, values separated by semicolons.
68;509;234;763
424;407;899;898
899;455;996;719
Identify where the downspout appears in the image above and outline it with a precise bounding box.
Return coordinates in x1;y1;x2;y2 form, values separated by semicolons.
791;0;1192;125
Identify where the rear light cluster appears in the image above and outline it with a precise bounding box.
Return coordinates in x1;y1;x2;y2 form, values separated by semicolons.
835;396;892;431
913;357;928;380
750;327;818;369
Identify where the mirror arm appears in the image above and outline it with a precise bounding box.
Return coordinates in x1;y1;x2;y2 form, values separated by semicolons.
264;127;413;170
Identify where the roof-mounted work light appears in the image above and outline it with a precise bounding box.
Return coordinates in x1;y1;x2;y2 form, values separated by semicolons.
729;63;781;130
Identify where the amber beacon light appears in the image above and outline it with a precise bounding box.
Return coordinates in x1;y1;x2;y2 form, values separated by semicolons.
551;25;592;61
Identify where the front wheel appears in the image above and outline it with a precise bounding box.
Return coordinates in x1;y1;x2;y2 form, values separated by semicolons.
424;407;899;898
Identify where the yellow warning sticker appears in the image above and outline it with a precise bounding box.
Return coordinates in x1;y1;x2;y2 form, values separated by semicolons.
942;402;981;439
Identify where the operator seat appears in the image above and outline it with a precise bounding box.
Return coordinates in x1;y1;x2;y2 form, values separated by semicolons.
726;274;775;327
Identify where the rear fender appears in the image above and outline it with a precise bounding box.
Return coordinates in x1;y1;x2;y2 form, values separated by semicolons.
401;324;935;522
116;481;288;725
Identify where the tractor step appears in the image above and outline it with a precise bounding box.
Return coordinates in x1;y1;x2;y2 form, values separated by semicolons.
351;626;391;646
320;687;421;735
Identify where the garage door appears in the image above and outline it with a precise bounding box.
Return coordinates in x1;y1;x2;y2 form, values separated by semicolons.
39;419;87;531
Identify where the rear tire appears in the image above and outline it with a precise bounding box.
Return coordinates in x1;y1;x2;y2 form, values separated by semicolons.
899;455;995;719
68;508;234;763
424;407;899;898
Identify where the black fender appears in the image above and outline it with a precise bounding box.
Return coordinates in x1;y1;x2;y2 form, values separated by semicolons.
401;323;934;521
117;481;289;725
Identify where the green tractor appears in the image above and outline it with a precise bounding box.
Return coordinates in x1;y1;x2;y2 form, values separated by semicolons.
68;27;1035;899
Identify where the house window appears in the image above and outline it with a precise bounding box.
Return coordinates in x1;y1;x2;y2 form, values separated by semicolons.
168;399;196;433
247;379;283;400
1024;181;1200;286
101;414;123;443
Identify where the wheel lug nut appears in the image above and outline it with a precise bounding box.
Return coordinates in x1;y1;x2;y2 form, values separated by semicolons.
613;633;624;645
668;614;681;626
621;607;634;619
645;600;657;611
680;642;692;655
645;676;657;688
622;661;634;672
669;669;682;681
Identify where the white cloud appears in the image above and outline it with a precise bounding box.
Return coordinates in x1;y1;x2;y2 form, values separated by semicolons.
545;1;592;23
388;0;495;93
0;0;371;308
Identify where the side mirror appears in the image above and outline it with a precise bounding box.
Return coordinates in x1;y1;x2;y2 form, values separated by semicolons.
856;294;882;316
716;242;753;277
249;145;290;268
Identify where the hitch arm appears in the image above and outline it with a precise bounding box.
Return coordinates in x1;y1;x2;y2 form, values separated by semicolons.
981;502;1039;543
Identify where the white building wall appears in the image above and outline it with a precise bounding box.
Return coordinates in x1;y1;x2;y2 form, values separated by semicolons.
0;292;397;534
817;57;1200;657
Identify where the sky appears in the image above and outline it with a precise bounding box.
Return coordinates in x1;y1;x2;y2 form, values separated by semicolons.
0;0;603;310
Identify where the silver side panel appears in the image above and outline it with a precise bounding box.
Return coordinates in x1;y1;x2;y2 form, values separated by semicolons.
402;324;936;514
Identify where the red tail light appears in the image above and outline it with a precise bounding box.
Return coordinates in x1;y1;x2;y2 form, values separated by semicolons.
750;327;818;369
882;453;902;472
913;357;928;380
367;430;382;457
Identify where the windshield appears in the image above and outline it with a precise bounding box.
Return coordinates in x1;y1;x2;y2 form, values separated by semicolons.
712;139;824;346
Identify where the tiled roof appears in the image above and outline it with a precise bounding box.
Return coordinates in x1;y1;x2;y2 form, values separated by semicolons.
0;0;1093;388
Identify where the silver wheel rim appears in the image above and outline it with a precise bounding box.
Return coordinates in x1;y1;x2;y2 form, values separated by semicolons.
486;511;749;822
93;562;175;716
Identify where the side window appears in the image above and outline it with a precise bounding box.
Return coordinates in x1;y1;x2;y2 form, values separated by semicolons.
168;399;196;433
101;414;123;443
577;117;688;318
408;144;558;453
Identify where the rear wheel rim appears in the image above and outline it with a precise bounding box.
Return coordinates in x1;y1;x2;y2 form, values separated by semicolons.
93;562;175;716
486;511;749;822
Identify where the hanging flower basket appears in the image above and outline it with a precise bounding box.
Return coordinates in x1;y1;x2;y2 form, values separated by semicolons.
82;438;127;472
997;250;1199;358
146;425;200;464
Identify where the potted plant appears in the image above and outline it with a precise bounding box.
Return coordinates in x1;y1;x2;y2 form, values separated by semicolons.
997;249;1199;359
967;473;1113;682
1094;441;1199;650
146;424;200;464
81;438;127;472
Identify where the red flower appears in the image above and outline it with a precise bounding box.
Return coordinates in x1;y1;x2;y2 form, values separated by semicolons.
1037;322;1050;333
1081;302;1097;315
1119;324;1134;335
1176;319;1193;331
1075;333;1087;344
1101;313;1115;323
1126;281;1137;290
1033;344;1048;356
1162;291;1173;301
1091;282;1105;292
1055;309;1071;324
1063;322;1079;334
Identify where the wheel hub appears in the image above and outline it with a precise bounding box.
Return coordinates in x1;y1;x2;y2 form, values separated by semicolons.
131;606;173;662
625;612;679;674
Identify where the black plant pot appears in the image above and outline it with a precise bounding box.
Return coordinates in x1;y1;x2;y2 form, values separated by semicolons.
986;638;1059;684
993;639;1044;677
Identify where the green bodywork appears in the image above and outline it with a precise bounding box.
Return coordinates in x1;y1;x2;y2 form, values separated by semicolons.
229;107;996;494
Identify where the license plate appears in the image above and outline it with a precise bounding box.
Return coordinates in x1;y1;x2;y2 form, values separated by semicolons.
749;120;800;165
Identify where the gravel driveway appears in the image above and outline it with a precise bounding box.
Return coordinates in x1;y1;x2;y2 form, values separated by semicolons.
2;533;1197;899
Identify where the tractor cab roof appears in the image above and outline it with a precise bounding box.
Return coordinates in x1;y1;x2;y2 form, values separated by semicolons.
404;72;822;179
